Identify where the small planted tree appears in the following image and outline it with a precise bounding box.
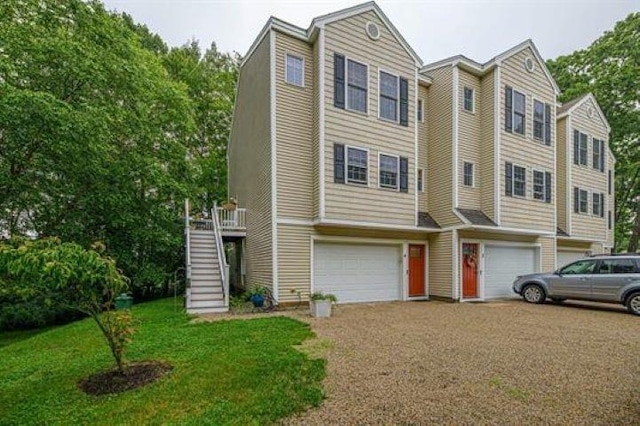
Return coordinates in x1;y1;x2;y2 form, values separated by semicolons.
0;238;133;373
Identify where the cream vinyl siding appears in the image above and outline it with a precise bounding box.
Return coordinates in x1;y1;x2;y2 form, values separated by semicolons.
316;226;427;241
418;84;429;212
277;224;312;302
228;33;273;288
275;32;314;220
569;97;609;241
324;11;416;226
428;231;453;298
556;116;568;232
539;236;556;271
312;37;321;219
458;69;482;209
500;47;555;232
479;70;495;220
459;230;537;243
426;66;459;226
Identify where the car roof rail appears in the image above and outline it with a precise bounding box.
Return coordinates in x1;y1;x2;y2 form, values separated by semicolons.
588;252;640;257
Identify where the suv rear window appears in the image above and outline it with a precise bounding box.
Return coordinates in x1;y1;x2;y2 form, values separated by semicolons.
597;259;639;274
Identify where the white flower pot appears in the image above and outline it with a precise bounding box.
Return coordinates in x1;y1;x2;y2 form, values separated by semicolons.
310;300;332;318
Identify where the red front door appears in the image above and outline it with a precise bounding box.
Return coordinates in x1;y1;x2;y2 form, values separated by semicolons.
408;244;425;297
462;243;479;298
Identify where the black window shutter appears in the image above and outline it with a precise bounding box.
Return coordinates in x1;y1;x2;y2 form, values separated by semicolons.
600;193;605;217
334;143;345;183
505;162;513;196
505;86;513;132
574;187;579;213
399;78;409;127
608;170;612;194
544;104;551;145
333;54;345;109
573;130;579;165
600;140;605;172
545;172;552;203
399;157;409;192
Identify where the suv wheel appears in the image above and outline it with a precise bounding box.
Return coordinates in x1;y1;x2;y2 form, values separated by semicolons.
522;284;545;304
625;292;640;316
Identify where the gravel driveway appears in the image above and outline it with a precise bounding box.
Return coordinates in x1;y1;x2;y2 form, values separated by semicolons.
286;300;640;425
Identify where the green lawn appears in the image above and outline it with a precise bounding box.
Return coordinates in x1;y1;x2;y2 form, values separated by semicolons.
0;298;325;425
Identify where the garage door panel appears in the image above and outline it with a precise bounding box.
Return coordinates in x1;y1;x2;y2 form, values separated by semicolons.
484;246;538;299
557;251;586;269
314;243;401;303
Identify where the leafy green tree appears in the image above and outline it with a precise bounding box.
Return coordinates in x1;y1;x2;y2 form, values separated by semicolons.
547;13;640;251
0;238;133;373
0;0;194;294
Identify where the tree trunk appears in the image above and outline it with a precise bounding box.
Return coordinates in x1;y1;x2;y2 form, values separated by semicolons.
627;207;640;253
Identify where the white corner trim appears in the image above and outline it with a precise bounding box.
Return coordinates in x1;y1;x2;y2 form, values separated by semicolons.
566;116;572;235
269;30;279;302
414;68;419;226
452;229;459;300
319;28;326;219
494;66;501;225
452;65;459;209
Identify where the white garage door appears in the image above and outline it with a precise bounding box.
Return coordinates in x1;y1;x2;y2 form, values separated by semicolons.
484;245;539;299
314;243;401;303
557;250;586;269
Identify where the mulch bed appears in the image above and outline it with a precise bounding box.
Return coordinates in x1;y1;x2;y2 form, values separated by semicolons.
78;360;173;396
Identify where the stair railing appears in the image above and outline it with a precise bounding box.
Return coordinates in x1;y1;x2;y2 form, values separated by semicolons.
212;202;229;308
184;199;192;308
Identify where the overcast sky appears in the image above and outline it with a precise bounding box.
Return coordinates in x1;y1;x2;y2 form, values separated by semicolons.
101;0;638;63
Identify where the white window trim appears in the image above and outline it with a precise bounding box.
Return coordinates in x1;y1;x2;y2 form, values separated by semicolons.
417;168;424;192
284;53;304;88
578;188;589;214
592;137;604;171
345;145;369;186
592;192;604;217
417;98;424;123
345;56;369;115
575;129;589;167
378;151;400;191
378;68;400;123
507;86;527;137
532;168;547;201
532;97;549;143
463;161;474;188
512;164;527;198
463;86;475;113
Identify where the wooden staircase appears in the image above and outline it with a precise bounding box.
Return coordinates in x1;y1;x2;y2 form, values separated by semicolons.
186;229;228;313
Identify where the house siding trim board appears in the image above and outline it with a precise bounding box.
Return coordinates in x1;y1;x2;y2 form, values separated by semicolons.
270;30;279;301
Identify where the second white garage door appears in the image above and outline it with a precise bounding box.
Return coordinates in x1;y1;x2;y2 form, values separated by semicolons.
313;242;402;303
557;250;587;269
484;245;539;299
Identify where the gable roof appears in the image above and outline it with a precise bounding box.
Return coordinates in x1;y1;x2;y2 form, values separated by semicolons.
557;93;611;133
242;1;422;68
420;39;560;94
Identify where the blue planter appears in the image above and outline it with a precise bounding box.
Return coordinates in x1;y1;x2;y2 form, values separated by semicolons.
250;294;265;307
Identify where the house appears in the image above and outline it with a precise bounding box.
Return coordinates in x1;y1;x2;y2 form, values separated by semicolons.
188;1;614;312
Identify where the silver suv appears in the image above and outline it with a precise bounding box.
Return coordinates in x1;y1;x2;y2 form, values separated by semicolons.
512;254;640;315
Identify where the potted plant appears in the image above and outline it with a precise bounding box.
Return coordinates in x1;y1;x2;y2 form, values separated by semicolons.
309;292;337;318
247;285;268;308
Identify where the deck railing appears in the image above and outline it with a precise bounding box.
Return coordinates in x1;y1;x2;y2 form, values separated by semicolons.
216;206;246;232
212;203;229;307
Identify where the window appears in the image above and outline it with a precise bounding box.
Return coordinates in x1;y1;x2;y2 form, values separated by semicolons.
597;259;638;274
505;162;527;197
579;189;588;213
573;130;588;166
417;169;423;192
379;154;399;189
347;59;368;113
514;165;526;196
533;100;551;144
463;87;474;112
379;71;398;121
417;99;424;122
347;147;368;184
533;170;544;200
463;162;474;187
285;54;304;86
505;86;526;136
593;138;605;172
560;259;597;275
592;192;604;217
